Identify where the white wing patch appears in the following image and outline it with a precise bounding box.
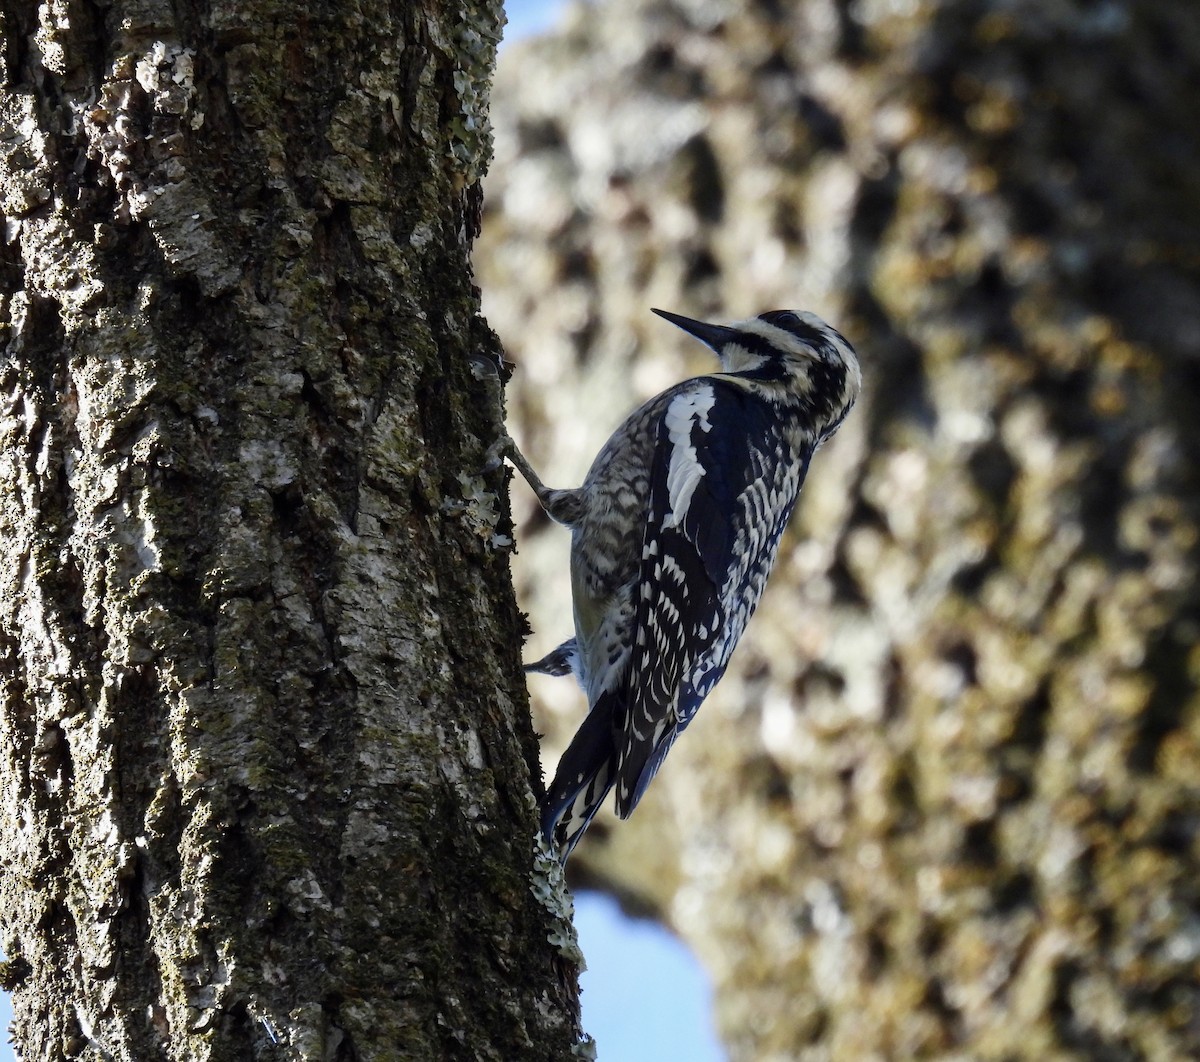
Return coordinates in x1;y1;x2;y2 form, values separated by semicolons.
661;385;715;529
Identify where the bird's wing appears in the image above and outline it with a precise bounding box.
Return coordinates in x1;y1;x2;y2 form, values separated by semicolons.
613;377;812;817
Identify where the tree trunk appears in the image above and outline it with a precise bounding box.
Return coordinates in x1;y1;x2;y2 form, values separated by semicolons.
480;0;1200;1058
0;2;582;1059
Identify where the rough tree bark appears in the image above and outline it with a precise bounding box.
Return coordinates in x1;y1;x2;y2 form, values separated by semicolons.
0;2;583;1060
480;0;1200;1058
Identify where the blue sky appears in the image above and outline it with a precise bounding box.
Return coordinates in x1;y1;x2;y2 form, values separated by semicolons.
0;4;725;1060
576;890;724;1060
503;0;568;41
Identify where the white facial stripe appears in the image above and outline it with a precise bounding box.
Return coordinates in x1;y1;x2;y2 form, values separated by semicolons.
726;314;855;363
740;319;817;358
662;385;715;529
714;312;862;412
718;342;769;374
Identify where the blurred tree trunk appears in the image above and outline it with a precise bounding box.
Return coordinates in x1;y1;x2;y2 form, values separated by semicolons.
0;2;582;1060
480;0;1200;1058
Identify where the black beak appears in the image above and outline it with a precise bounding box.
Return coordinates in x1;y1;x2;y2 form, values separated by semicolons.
651;308;736;352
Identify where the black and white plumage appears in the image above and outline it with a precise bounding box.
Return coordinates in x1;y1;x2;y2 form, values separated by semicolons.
508;308;861;860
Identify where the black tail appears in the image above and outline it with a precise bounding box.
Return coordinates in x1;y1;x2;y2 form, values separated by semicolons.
540;692;619;861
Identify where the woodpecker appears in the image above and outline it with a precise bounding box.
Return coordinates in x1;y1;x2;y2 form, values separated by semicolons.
506;308;861;860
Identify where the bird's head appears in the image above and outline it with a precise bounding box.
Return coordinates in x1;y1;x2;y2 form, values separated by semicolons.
652;307;862;430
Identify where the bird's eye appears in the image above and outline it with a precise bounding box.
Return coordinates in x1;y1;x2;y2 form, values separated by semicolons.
777;312;799;325
766;311;801;328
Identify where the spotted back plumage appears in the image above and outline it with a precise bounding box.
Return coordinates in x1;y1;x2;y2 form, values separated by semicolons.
534;309;860;859
614;375;810;812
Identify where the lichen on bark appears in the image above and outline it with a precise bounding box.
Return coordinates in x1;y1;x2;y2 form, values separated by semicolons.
0;1;580;1060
